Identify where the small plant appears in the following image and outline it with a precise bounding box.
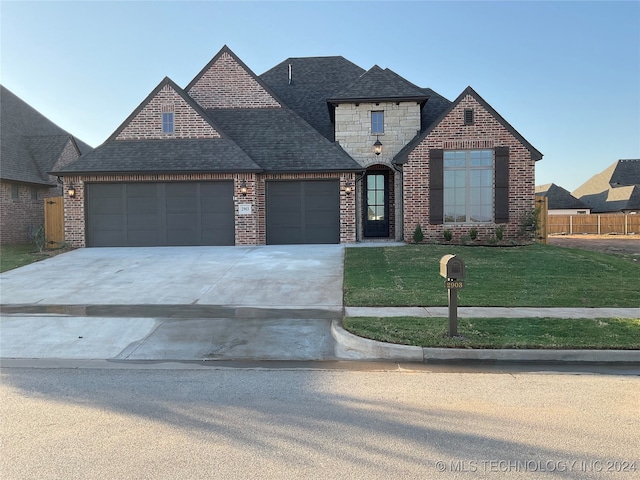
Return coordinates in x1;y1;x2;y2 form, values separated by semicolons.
29;225;46;253
469;228;478;241
519;208;540;239
443;229;453;242
495;225;505;241
412;223;424;243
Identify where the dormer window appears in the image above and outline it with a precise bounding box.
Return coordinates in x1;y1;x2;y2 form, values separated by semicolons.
162;112;174;134
371;111;384;134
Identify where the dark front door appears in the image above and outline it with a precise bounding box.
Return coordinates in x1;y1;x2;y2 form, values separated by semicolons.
363;172;389;237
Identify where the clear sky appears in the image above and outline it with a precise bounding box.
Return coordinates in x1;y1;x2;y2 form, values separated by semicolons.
1;0;638;192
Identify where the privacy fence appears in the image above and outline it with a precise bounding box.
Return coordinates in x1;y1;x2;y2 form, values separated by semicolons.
547;213;640;235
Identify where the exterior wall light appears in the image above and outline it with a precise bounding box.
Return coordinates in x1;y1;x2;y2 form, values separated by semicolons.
240;180;248;196
344;182;352;194
373;136;382;156
67;184;76;198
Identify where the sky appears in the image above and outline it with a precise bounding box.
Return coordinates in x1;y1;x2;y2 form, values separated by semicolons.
1;0;638;192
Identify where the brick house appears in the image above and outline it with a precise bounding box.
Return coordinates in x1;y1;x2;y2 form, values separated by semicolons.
0;86;92;244
54;46;542;247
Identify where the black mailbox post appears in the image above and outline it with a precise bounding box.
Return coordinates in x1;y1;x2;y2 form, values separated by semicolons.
440;255;465;336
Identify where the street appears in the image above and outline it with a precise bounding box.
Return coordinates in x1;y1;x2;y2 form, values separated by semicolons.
1;362;638;479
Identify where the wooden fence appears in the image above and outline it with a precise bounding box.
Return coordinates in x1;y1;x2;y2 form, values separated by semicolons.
547;213;640;235
44;196;65;248
534;195;548;244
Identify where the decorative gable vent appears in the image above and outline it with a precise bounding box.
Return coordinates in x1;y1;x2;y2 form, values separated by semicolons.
464;108;474;125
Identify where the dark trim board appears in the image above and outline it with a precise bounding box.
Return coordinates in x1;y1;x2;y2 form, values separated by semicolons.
86;181;234;247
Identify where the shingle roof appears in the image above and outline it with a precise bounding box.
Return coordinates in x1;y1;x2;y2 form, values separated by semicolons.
328;65;428;103
1;85;92;185
53;139;261;175
573;159;640;212
260;56;365;141
207;107;362;173
420;88;452;131
535;183;591;210
394;86;543;165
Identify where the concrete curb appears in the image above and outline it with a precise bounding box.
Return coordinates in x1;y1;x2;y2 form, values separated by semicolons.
331;320;640;364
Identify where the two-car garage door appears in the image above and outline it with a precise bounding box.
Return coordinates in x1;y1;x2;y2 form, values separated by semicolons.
86;180;340;247
86;182;234;247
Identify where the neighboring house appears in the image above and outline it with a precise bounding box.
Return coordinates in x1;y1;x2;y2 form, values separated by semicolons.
573;159;640;214
0;86;92;244
54;45;543;247
535;183;591;215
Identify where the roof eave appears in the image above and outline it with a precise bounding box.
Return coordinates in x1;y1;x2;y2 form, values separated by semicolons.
328;95;428;105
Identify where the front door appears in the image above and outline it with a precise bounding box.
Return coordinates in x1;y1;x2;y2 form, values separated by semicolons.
363;171;389;237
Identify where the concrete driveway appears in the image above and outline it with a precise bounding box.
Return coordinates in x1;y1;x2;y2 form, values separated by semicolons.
0;245;344;361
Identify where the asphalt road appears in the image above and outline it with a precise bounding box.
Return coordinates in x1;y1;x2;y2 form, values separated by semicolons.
1;363;638;480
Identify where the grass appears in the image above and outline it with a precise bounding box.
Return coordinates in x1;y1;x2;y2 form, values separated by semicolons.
0;244;43;273
344;244;640;308
343;316;640;350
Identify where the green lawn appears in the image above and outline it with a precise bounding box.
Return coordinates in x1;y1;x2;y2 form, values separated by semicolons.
0;244;42;273
344;244;640;308
343;316;640;349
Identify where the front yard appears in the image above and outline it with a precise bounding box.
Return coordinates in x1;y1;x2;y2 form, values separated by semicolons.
344;243;640;308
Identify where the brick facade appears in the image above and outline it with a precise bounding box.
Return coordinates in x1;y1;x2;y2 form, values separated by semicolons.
115;84;221;140
1;138;80;245
403;93;536;242
62;172;357;247
188;52;281;109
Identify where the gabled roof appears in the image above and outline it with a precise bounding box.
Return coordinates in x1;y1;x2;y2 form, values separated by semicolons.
186;45;281;109
327;65;429;104
573;159;640;212
0;85;92;185
106;76;223;142
54;139;261;175
260;56;365;141
207;107;362;173
394;86;544;164
420;88;452;131
535;183;590;210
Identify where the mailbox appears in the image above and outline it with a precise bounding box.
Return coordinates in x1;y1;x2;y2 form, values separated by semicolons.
440;254;465;279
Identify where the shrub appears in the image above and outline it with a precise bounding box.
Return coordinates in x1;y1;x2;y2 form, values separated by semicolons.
29;225;46;252
412;223;424;243
519;208;540;239
495;225;505;241
443;229;453;242
469;228;478;241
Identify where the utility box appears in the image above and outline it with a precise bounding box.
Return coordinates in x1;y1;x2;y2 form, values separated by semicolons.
440;254;465;280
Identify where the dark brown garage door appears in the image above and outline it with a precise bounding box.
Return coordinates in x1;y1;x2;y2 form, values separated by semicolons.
266;180;339;244
86;182;234;247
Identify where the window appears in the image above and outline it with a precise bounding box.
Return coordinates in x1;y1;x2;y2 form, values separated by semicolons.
162;112;174;134
464;109;474;125
31;187;38;200
11;184;19;199
371;111;384;134
444;150;493;223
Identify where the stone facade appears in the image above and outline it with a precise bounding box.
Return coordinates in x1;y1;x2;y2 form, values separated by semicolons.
403;93;536;242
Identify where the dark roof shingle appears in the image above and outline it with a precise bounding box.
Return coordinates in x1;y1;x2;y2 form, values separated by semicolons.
535;183;591;210
328;66;428;103
207;107;362;173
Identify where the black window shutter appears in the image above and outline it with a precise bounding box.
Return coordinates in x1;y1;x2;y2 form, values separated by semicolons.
494;146;509;223
429;149;444;224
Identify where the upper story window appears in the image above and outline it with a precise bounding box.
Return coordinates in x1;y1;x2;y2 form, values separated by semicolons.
11;184;19;199
444;150;494;223
371;111;384;134
162;112;174;134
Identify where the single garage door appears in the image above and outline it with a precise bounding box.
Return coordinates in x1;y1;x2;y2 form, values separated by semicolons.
86;182;234;247
266;180;339;244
